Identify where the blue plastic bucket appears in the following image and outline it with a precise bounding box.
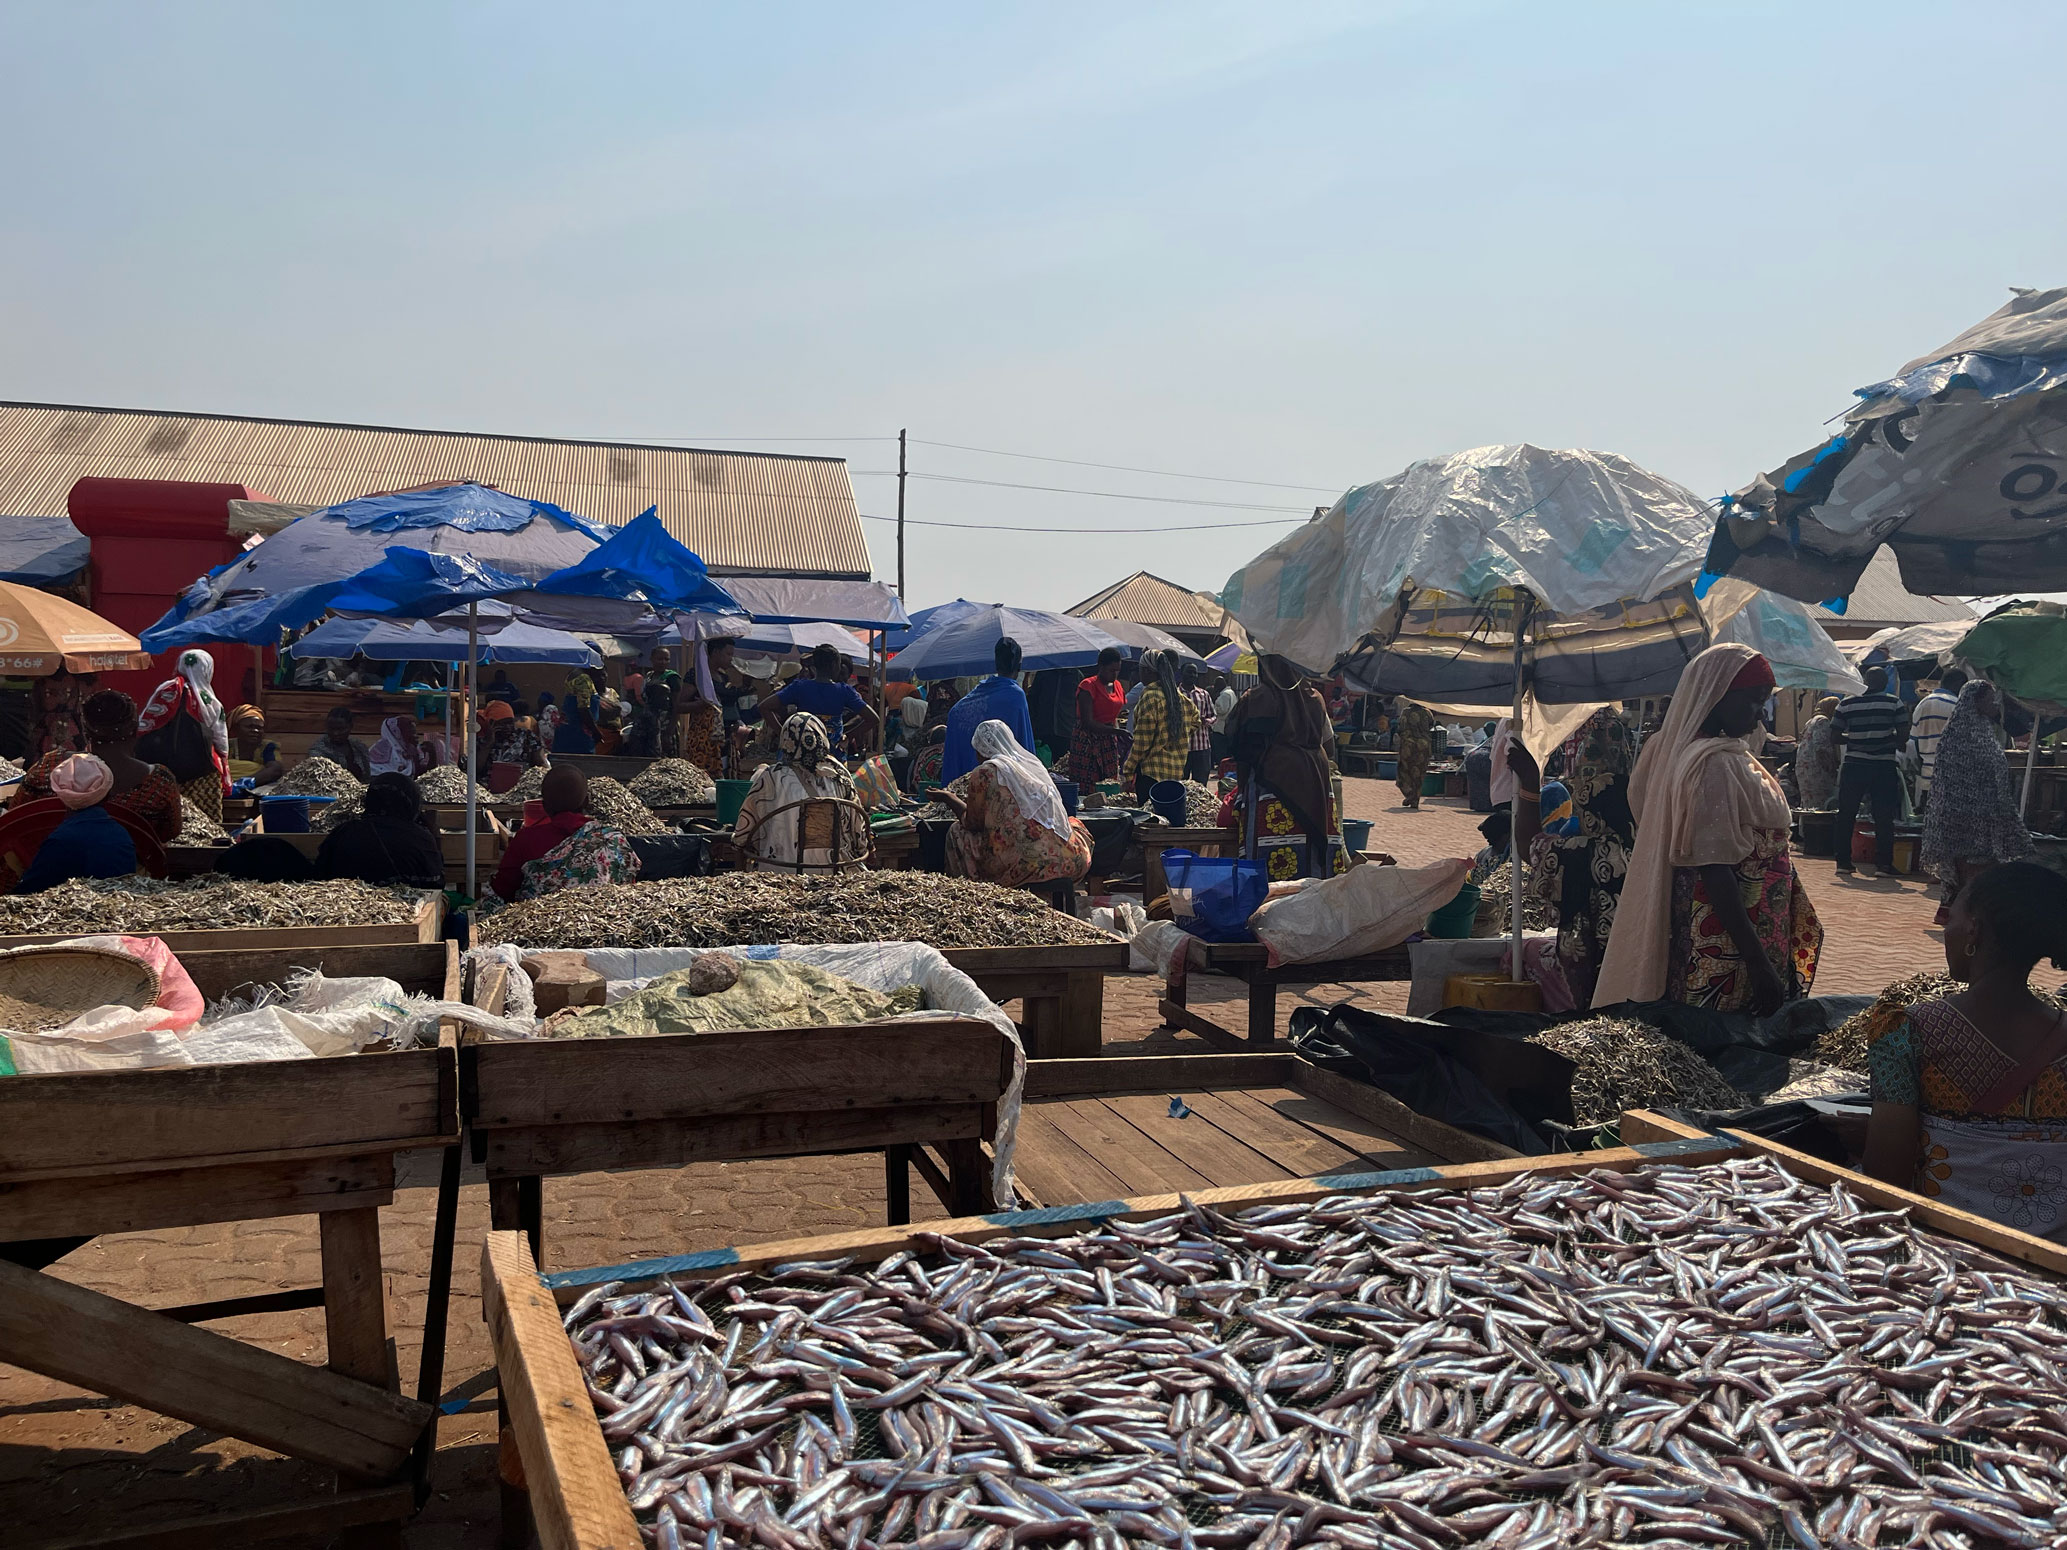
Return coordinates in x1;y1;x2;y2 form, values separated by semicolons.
261;795;312;833
1341;818;1373;854
1149;779;1189;829
1053;778;1079;816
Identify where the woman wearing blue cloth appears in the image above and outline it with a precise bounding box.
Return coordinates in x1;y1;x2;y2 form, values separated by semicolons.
18;754;139;893
941;638;1035;783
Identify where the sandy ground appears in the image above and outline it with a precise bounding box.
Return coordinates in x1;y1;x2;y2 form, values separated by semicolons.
0;778;1948;1546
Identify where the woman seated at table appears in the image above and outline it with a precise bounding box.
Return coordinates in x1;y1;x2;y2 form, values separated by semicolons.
937;719;1091;888
731;713;870;871
1864;862;2067;1239
494;766;641;901
369;714;443;778
314;772;446;890
225;704;287;786
14;690;185;846
18;755;139;893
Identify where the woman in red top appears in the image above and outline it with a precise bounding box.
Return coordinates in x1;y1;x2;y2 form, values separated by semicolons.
1067;647;1128;786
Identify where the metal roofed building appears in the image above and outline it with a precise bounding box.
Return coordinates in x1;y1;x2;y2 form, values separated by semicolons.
1066;569;1234;650
0;401;871;578
1810;547;1973;639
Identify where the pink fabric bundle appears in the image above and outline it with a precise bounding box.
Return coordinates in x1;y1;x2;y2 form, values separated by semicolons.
50;753;113;810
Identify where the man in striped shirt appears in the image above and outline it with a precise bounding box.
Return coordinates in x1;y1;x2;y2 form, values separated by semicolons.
1832;665;1910;877
1906;667;1966;803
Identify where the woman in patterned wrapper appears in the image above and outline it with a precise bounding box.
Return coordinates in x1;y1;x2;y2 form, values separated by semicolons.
1864;863;2067;1241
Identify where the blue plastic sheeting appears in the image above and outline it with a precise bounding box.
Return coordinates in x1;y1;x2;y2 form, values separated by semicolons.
883;597;985;648
1204;640;1244;671
0;515;89;585
329;483;612;539
716;575;909;628
294;614;601;667
889;605;1123;681
534;509;745;617
324;548;536;618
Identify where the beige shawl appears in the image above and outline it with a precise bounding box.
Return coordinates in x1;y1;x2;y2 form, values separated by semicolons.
1591;642;1789;1007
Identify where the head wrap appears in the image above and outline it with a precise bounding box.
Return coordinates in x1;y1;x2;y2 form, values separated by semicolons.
1813;695;1840;718
368;717;421;777
83;690;140;744
778;713;837;771
972;718;1069;837
1591;643;1788;1007
479;700;515;723
51;753;114;810
1730;654;1776;693
137;648;228;757
1538;780;1579;837
227;703;265;733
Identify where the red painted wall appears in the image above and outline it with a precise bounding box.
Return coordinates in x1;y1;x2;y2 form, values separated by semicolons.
66;477;269;705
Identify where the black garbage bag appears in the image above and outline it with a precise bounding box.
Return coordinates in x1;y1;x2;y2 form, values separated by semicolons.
1655;1096;1868;1167
628;834;713;881
1290;1003;1574;1156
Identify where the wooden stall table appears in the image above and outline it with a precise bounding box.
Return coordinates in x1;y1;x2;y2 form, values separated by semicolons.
481;1128;1773;1550
1137;823;1235;901
940;942;1125;1059
1016;1048;1511;1206
869;825;920;869
0;891;444;954
262;688;447;738
0;941;466;1549
1158;938;1412;1047
462;961;1018;1265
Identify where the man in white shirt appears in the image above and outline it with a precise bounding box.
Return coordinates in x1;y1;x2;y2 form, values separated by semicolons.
1907;668;1965;803
1210;672;1239;761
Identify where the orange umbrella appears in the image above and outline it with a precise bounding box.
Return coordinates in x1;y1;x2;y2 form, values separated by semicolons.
0;581;154;675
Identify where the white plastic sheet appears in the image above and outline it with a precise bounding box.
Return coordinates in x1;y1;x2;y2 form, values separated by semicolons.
1249;857;1472;967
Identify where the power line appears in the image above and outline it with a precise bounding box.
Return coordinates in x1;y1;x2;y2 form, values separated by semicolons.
910;436;1342;493
901;471;1314;513
860;512;1307;534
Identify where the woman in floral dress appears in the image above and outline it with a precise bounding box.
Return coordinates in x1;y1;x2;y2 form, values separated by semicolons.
1864;862;2067;1240
1593;644;1821;1014
943;720;1091;888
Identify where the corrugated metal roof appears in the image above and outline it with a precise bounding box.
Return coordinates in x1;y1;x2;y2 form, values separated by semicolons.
1813;548;1972;630
0;401;870;578
1066;571;1227;632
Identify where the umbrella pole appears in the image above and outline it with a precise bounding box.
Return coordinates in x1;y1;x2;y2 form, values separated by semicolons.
2023;716;2042;821
466;605;478;902
1510;592;1530;983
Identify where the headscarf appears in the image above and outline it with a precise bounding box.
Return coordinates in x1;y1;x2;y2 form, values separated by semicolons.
1921;680;2037;885
1144;649;1185;746
1538;780;1578;836
692;641;719;707
1592;644;1787;1007
83;690;140;744
567;672;596;710
51;753;114;810
479;700;515;724
369;717;422;777
973;718;1069;837
227;703;265;735
138;648;229;756
777;712;839;772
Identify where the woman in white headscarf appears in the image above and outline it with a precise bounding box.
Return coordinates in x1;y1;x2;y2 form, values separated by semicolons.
941;719;1092;887
1593;643;1821;1015
136;647;231;820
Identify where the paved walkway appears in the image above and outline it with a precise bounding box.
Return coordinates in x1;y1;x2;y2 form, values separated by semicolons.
0;781;1952;1545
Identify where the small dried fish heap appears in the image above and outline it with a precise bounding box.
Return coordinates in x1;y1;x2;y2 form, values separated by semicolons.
1179;780;1222;826
0;874;428;935
500;764;551;806
1473;866;1558;936
416;766;494;806
1818;971;2067;1071
1526;1016;1743;1126
586;776;669;837
267;755;365;799
567;1157;2067;1549
628;758;718;808
480;874;1116;951
174;797;227;844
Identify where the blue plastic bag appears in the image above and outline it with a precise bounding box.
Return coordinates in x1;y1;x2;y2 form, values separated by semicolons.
1163;848;1268;943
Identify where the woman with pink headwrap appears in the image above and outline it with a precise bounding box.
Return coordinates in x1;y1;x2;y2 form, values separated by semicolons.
17;754;140;893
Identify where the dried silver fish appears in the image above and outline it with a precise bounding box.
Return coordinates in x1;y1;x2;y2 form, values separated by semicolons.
416;766;494;806
174;797;227;844
1527;1016;1743;1125
0;874;429;935
626;758;717;808
480;874;1116;951
267;755;364;798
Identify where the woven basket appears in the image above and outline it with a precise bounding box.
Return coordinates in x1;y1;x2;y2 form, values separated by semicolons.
0;944;162;1034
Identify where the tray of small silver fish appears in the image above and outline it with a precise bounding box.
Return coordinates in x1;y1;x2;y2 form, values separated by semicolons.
543;1152;2067;1549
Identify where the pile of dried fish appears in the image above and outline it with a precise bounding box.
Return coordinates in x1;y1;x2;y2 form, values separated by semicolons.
267;755;364;798
1527;1016;1743;1126
1178;780;1222;826
627;758;717;807
499;764;551;806
0;874;428;935
586;776;669;837
417;766;494;806
480;874;1116;950
1817;971;2067;1070
570;1156;2067;1550
1767;1057;1868;1103
0;757;22;783
1472;867;1557;936
174;797;227;844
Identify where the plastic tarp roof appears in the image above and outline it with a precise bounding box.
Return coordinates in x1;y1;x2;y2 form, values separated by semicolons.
1701;579;1866;696
533;509;744;618
293;614;602;667
1837;619;1977;666
715;576;908;628
1706;286;2067;605
0;514;89;585
1951;605;2067;712
889;605;1124;681
1222;445;1714;670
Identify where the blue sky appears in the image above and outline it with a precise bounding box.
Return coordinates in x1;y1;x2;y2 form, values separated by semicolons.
2;2;2061;610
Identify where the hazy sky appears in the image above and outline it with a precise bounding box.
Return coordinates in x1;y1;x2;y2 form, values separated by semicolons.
3;2;2061;611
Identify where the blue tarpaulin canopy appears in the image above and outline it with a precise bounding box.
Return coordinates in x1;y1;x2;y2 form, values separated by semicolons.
533;509;745;618
889;604;1123;681
293;610;603;667
0;515;90;586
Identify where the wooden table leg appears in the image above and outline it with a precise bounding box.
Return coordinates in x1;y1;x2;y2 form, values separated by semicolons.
411;1142;464;1499
1019;992;1058;1059
1059;971;1105;1057
884;1146;912;1226
1247;977;1276;1045
488;1177;543;1269
321;1208;408;1549
943;1137;989;1217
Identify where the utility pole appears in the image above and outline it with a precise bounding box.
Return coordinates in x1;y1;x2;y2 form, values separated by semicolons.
895;428;908;598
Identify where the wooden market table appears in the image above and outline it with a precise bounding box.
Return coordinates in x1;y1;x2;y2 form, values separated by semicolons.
1136;823;1235;900
1158;938;1413;1047
1015;1049;1510;1206
0;940;467;1549
0;891;445;954
939;942;1126;1058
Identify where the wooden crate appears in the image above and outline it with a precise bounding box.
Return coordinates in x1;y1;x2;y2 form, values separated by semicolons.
0;890;444;954
1159;938;1413;1047
1013;1049;1511;1207
939;942;1126;1058
483;1120;2067;1550
0;940;467;1548
464;961;1020;1259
